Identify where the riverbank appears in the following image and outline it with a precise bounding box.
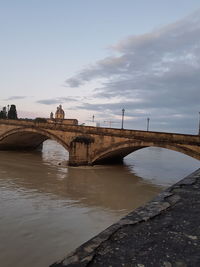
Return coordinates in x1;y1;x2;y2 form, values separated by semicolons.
51;168;200;267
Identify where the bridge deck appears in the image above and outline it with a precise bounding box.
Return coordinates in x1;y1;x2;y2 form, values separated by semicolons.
0;119;199;139
0;119;199;162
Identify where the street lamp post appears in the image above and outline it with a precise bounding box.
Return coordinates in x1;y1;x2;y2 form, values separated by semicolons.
121;108;125;129
147;117;150;131
198;112;200;135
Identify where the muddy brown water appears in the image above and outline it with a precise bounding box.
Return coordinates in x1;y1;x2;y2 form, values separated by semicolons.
0;140;199;267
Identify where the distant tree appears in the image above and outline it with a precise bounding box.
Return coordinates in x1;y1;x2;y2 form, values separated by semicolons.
0;106;7;119
3;107;7;118
8;104;18;120
0;111;4;119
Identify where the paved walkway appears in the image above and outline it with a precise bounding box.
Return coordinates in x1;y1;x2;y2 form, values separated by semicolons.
51;168;200;267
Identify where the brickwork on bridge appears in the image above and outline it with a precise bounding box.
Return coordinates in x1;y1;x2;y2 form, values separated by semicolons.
0;120;199;165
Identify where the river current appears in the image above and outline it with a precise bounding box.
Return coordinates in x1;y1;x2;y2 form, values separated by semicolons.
0;140;199;267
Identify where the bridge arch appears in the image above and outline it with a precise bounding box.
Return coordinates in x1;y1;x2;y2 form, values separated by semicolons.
92;140;200;164
0;127;69;151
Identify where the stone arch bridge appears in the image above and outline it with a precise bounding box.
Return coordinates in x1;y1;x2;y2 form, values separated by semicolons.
0;120;199;166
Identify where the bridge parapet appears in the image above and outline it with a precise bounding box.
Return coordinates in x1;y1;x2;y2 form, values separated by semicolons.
0;119;199;139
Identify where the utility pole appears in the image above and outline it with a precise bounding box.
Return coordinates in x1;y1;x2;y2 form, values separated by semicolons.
121;108;125;129
147;117;150;131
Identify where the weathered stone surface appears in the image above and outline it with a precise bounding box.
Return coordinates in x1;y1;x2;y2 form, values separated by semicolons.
50;168;200;267
0;119;199;166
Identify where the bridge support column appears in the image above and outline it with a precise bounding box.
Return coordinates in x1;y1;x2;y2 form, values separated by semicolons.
68;136;93;166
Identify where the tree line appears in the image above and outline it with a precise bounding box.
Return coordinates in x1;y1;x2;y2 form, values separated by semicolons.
0;105;18;120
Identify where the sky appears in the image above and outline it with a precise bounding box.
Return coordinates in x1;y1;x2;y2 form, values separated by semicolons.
0;0;200;134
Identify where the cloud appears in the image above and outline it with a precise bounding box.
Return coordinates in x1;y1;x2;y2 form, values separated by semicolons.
4;96;27;101
36;97;79;105
66;10;200;134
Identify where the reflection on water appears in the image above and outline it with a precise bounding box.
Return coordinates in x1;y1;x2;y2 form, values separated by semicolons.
0;140;199;267
125;146;200;187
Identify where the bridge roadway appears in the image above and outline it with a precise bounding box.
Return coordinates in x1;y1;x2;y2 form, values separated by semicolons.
0;119;199;166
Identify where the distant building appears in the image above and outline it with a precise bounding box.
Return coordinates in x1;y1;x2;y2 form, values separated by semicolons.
55;105;65;121
48;105;78;125
50;112;54;120
86;121;100;127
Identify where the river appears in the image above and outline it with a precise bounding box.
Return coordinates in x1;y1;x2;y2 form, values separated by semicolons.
0;140;199;267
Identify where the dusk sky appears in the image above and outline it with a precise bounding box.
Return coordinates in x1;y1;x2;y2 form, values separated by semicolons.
1;0;200;133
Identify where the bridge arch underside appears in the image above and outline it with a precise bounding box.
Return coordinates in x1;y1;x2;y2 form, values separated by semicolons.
0;128;69;151
92;141;200;164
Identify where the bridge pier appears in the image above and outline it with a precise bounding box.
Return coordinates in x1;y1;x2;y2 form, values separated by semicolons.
68;136;94;166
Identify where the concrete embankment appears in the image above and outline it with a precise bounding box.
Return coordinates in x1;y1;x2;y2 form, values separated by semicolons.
50;168;200;267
